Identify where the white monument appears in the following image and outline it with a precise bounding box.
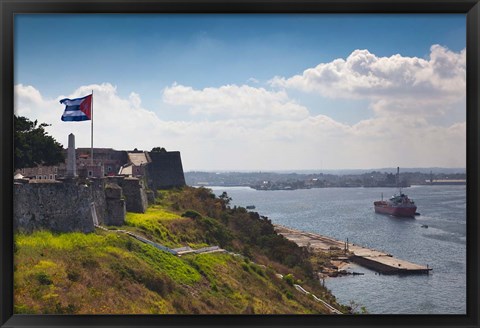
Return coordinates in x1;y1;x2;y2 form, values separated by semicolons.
66;133;77;178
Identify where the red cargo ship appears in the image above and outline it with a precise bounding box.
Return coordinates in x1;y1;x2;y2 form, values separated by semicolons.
374;167;417;217
374;193;417;217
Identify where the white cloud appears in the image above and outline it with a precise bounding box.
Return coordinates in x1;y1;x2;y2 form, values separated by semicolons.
14;84;49;119
129;92;142;108
162;83;309;120
14;44;466;173
270;45;466;103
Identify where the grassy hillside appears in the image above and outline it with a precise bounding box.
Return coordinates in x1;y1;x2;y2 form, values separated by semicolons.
14;187;346;314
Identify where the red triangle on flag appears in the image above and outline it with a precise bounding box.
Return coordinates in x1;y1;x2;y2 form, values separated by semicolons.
79;94;92;119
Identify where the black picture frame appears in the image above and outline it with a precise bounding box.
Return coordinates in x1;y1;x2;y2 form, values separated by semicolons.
1;0;479;327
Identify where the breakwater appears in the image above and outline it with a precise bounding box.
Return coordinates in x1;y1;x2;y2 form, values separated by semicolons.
274;225;431;275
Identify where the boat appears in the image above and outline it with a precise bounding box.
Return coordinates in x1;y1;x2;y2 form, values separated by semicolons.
246;205;256;209
374;167;417;217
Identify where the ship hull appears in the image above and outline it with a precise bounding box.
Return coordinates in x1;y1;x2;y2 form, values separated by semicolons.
374;201;416;217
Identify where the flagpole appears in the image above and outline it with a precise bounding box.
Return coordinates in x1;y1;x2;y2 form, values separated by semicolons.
91;90;94;167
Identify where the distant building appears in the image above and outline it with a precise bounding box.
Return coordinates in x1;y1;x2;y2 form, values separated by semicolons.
427;179;466;185
18;163;65;181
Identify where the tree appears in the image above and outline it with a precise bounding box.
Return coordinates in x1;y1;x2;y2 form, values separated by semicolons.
14;115;65;170
219;191;232;207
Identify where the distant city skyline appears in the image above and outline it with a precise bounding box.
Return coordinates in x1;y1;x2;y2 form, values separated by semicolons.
14;14;466;171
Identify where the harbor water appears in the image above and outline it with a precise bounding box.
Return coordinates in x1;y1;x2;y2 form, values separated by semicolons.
210;185;466;314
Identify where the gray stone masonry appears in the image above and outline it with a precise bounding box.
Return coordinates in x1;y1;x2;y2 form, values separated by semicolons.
106;176;148;213
14;169;154;233
146;151;186;191
104;182;126;226
122;178;148;213
89;178;107;226
14;180;95;233
13;177;130;233
105;182;123;199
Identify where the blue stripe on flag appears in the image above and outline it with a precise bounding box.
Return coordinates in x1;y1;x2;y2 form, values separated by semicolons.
61;115;90;122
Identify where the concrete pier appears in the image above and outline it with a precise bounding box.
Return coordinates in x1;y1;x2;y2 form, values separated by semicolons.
274;225;432;275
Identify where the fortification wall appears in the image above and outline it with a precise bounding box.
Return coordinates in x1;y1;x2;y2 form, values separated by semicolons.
14;150;186;233
13;177;133;233
90;178;107;225
106;176;148;213
14;181;98;233
121;178;148;213
104;182;126;226
146;151;186;191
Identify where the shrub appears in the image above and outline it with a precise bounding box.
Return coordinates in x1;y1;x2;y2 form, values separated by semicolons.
249;264;265;277
283;273;295;286
181;210;202;220
211;283;219;292
110;260;174;296
81;258;99;269
66;269;80;282
36;272;53;285
142;273;174;296
198;216;233;247
241;263;251;272
14;304;34;314
55;303;77;314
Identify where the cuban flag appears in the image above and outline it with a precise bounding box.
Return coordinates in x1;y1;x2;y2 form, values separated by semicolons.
60;94;92;121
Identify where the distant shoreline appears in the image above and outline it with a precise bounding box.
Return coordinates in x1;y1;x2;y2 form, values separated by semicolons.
194;183;466;190
186;170;466;190
185;167;466;175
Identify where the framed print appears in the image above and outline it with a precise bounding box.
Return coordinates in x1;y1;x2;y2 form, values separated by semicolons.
1;0;479;327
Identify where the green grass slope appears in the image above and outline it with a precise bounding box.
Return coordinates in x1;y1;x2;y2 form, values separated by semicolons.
14;187;346;314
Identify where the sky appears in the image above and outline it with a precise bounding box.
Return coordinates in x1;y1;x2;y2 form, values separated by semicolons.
14;14;466;171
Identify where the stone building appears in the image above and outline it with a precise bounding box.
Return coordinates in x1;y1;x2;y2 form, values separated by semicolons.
76;148;128;178
118;150;152;178
16;148;128;180
18;164;65;181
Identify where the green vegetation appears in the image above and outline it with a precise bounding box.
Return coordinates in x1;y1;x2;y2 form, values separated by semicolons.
14;115;65;170
14;187;347;314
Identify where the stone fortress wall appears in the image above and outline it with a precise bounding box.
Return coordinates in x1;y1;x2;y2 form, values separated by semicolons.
14;180;98;233
14;175;155;233
14;135;186;233
147;151;186;191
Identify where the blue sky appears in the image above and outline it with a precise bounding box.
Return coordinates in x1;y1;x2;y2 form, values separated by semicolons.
14;14;466;171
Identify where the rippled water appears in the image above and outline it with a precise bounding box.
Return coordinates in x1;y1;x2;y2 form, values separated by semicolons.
210;185;466;314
